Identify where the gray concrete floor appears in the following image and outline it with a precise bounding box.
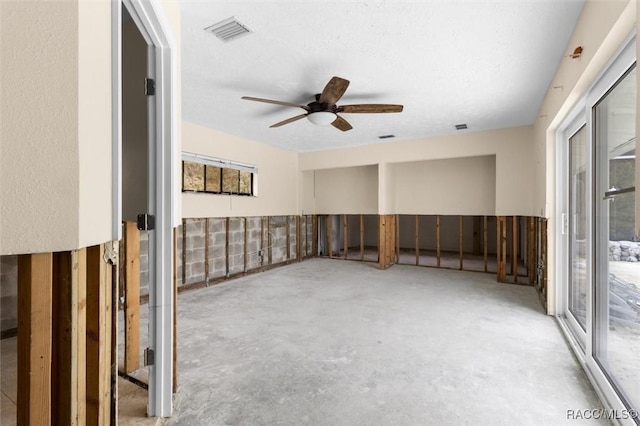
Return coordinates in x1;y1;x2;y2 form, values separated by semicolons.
167;258;607;426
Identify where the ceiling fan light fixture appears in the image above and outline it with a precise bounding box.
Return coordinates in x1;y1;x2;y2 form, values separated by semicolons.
307;111;337;126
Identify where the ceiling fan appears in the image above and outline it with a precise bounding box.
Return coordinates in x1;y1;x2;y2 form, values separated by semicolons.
241;76;403;132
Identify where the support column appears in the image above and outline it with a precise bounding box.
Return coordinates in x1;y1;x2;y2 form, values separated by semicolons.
17;253;53;426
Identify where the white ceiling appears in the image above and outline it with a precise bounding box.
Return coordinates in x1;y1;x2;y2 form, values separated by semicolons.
180;1;585;152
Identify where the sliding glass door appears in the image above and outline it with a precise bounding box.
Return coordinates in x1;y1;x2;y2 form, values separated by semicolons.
558;36;639;425
593;64;640;416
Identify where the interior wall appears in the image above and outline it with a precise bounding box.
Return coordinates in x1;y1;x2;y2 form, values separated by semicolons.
0;1;81;254
121;20;148;222
531;0;635;314
182;121;299;217
313;165;378;215
392;155;496;215
299;126;534;217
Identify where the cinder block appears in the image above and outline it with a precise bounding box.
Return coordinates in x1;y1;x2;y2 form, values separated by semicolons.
210;246;225;260
209;218;225;233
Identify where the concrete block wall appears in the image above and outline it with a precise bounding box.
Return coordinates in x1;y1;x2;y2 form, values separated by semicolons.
0;256;17;332
185;218;207;285
207;218;226;279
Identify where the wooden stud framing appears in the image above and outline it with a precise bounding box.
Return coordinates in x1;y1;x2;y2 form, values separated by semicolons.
204;218;210;283
528;217;536;285
542;218;548;298
267;217;272;265
473;216;481;255
181;219;186;288
123;222;140;374
459;215;464;270
360;214;364;261
343;215;348;259
483;216;488;272
327;215;333;258
226;217;230;275
260;216;265;265
378;215;386;269
286;216;291;260
110;253;118;424
52;249;87;425
436;215;441;267
86;245;112;426
497;216;507;282
312;215;318;257
396;214;400;264
415;215;420;266
296;216;301;261
244;218;249;271
17;253;53;426
512;216;518;283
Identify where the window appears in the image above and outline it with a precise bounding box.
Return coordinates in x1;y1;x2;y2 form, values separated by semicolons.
181;153;256;196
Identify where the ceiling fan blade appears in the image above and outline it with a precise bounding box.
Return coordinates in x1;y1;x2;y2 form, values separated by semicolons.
242;96;310;110
339;104;404;113
331;115;353;132
319;76;350;105
269;113;308;128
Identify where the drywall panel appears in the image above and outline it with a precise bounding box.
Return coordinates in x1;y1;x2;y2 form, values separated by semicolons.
299;126;534;216
300;171;315;215
313;165;378;215
392;156;496;215
121;21;149;222
0;1;80;254
182;121;298;217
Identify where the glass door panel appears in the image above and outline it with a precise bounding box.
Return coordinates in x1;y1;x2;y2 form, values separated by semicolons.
594;65;640;413
569;125;588;333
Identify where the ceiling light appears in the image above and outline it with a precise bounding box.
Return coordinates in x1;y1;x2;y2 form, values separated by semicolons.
307;112;337;126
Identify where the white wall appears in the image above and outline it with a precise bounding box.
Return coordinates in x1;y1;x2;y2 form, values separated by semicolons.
181;121;299;217
312;165;378;215
532;0;635;314
391;155;496;215
299;126;534;216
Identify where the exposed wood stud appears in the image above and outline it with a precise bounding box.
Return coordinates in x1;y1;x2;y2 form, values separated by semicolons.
473;216;481;255
86;245;112;425
110;252;118;424
267;217;273;265
286;216;291;260
378;215;385;269
312;215;318;257
459;215;464;270
226;217;231;275
396;214;400;264
512;216;518;283
542;218;548;299
327;215;333;258
528;217;535;285
123;222;140;374
343;215;348;259
204;218;210;283
497;216;507;282
436;215;441;268
181;218;186;288
260;216;265;265
415;215;420;266
296;216;301;261
483;216;488;272
17;253;53;426
360;214;364;261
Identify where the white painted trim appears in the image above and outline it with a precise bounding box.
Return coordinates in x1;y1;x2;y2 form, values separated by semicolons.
112;0;122;241
121;0;175;417
181;151;258;173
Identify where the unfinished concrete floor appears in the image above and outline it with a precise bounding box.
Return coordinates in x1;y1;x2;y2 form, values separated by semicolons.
167;258;606;425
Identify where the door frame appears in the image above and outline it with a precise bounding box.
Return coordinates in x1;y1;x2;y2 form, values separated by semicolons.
112;0;176;417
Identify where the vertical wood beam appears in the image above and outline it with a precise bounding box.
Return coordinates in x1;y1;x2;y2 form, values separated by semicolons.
436;215;441;267
123;222;140;374
17;253;53;426
542;218;548;298
204;218;210;284
360;214;364;261
483;216;488;272
473;216;481;255
497;216;507;282
110;254;118;425
327;215;333;258
395;214;400;263
260;216;265;265
459;215;464;270
296;216;301;261
527;217;535;285
226;217;230;275
181;219;186;288
286;216;291;260
173;229;178;393
312;215;318;257
86;245;112;426
343;215;348;259
267;217;272;265
52;249;87;425
244;218;248;271
415;215;420;266
512;216;518;283
378;215;386;269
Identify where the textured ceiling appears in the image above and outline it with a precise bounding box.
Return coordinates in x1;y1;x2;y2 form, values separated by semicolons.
180;1;584;152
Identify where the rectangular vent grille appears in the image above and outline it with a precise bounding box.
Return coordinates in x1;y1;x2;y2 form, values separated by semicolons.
378;134;395;139
455;123;468;130
205;17;252;43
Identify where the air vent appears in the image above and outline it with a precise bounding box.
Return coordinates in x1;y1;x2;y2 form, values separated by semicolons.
455;123;468;130
205;17;252;43
379;134;395;139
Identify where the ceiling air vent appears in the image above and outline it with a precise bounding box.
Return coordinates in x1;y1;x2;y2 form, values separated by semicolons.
455;123;468;130
205;17;252;43
379;134;395;139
